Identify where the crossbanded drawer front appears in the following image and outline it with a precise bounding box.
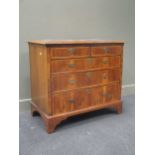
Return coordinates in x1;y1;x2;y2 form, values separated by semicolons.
91;45;122;56
51;56;121;73
52;88;91;115
51;69;121;92
50;46;90;59
51;83;121;115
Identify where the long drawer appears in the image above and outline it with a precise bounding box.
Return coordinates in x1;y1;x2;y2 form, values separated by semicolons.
51;69;121;92
51;82;121;115
51;56;121;73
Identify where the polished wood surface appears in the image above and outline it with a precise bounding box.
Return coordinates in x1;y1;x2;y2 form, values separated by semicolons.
29;40;124;133
28;40;124;45
51;56;121;73
51;69;121;92
29;44;51;115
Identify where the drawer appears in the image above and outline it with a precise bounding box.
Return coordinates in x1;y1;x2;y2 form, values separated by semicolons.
52;88;91;115
51;69;121;92
51;56;121;73
91;45;122;56
50;46;90;59
51;83;120;115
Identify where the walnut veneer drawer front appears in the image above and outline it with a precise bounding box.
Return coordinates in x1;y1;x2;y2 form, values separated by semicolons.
29;40;124;133
52;83;120;115
91;45;122;56
50;46;90;59
51;56;121;73
51;69;121;92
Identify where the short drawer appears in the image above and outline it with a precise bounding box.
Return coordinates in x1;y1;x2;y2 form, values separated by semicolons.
91;45;122;56
51;56;121;73
51;83;121;115
50;46;90;59
51;69;121;92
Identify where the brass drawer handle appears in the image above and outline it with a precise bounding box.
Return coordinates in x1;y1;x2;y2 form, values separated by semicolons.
68;63;76;68
95;99;100;103
102;47;109;53
101;93;112;99
68;79;76;84
87;58;93;64
68;48;76;54
86;88;92;94
101;93;107;97
68;99;75;104
102;58;109;64
86;72;92;78
107;94;112;99
102;73;108;79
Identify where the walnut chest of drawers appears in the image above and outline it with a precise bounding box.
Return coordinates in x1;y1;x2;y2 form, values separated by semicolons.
28;40;124;133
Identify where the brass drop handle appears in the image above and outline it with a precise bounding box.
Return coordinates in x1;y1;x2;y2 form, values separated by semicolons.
86;88;92;94
86;72;92;78
87;58;93;64
68;63;76;68
68;99;75;104
101;93;107;97
68;79;76;84
102;58;109;64
68;48;76;54
101;93;112;99
107;94;112;99
102;47;109;53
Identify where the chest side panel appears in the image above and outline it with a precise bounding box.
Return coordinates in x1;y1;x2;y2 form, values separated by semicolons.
29;44;51;115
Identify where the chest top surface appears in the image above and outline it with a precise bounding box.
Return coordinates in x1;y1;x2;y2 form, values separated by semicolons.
28;40;124;45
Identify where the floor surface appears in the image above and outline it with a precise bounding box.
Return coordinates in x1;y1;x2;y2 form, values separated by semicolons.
19;95;135;155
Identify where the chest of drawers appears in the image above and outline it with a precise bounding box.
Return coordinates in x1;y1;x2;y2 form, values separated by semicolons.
29;40;124;133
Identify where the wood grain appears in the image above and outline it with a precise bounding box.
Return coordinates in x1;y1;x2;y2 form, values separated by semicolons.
29;40;124;133
29;44;51;115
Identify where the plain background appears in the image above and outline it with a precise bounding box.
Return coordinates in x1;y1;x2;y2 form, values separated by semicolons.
19;0;135;100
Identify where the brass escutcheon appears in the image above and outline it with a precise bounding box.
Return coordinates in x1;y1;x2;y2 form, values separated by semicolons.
102;58;109;64
102;73;107;79
68;99;75;104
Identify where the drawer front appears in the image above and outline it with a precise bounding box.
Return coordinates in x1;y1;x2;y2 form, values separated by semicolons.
91;45;122;56
51;69;121;92
51;56;121;73
51;83;120;114
50;46;90;58
52;88;91;115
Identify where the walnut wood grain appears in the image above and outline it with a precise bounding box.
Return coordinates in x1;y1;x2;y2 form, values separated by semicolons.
29;40;124;133
51;56;121;73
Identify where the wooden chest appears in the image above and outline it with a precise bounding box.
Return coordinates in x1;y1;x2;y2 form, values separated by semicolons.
29;40;124;133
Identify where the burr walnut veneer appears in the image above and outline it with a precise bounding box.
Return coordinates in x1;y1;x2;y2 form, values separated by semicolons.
29;40;124;133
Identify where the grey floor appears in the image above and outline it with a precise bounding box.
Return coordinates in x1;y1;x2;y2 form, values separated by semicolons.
19;95;135;155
